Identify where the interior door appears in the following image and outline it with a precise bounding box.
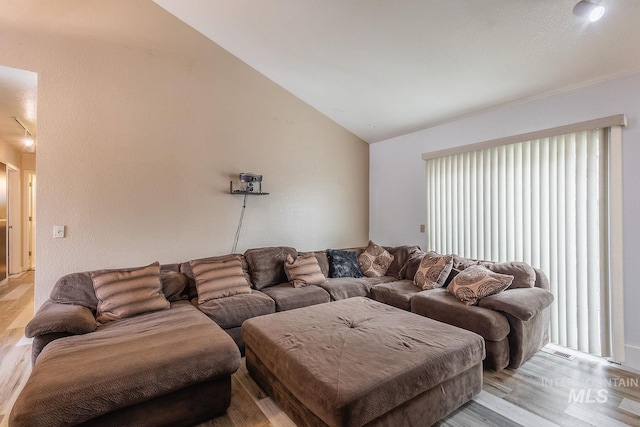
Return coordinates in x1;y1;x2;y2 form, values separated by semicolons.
8;167;20;274
27;172;36;270
0;162;7;282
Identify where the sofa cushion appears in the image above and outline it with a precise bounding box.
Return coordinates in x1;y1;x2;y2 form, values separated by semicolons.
448;265;513;306
284;253;327;288
384;245;421;278
452;255;481;270
91;262;170;324
160;271;188;302
398;250;426;280
317;277;373;300
197;290;276;329
358;241;394;277
190;256;252;303
261;283;330;312
244;247;298;290
478;287;554;321
480;261;536;289
370;280;420;311
326;249;363;278
50;272;100;310
413;251;453;290
25;301;97;338
411;288;510;341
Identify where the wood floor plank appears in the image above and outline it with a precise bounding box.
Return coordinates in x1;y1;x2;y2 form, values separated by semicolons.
473;390;560;427
565;402;632;427
0;283;30;302
620;397;640;417
255;397;298;427
7;305;33;330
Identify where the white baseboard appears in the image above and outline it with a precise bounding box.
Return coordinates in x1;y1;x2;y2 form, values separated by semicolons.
622;345;640;373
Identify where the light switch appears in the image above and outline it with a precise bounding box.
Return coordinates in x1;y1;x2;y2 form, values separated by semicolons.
419;224;426;233
53;225;65;239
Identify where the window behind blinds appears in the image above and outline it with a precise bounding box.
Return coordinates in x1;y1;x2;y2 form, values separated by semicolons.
424;129;612;356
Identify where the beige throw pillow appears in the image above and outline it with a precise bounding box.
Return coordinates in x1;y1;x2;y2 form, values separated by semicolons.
190;256;252;304
92;262;170;324
413;251;453;290
448;265;514;305
358;240;394;277
284;253;327;288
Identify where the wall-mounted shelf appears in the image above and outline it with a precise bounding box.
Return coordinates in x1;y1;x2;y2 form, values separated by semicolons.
229;181;269;195
229;190;269;195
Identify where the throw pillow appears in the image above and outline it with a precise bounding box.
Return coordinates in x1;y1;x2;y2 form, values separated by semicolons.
160;270;188;302
92;262;170;324
398;251;426;280
480;261;536;289
413;251;454;290
358;240;394;277
244;247;298;290
448;265;514;306
326;249;363;278
190;256;252;304
284;253;327;288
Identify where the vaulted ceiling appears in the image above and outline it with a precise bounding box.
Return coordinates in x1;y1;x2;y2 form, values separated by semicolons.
0;65;37;154
154;0;640;142
2;1;640;147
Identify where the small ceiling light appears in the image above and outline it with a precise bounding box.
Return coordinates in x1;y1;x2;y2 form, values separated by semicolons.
24;134;34;147
573;0;605;22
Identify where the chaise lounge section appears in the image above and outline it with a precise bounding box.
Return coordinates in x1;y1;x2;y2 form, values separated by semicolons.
12;264;240;427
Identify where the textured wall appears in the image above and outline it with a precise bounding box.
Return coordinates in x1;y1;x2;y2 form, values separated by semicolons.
0;3;369;308
370;71;640;370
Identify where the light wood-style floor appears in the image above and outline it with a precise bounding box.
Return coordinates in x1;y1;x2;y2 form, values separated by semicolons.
1;272;640;426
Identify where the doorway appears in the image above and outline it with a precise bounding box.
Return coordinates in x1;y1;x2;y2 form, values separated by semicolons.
8;166;21;274
23;171;36;271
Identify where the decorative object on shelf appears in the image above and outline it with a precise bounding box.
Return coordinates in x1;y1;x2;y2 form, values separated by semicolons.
573;0;605;22
229;172;268;195
230;173;268;253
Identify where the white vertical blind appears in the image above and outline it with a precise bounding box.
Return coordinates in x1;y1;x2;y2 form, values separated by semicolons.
424;129;609;356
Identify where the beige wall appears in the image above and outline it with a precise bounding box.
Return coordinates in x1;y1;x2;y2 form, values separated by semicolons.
0;4;369;307
21;153;35;171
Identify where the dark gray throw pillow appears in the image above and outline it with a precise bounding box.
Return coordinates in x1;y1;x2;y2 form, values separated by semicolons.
326;249;363;278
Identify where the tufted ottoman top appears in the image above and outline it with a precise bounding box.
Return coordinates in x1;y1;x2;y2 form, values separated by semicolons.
243;297;485;426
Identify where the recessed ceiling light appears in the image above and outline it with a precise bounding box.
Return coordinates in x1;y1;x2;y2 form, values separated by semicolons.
573;0;605;22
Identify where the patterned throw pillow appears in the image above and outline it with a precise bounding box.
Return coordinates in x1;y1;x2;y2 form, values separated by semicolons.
413;251;454;290
358;240;395;277
92;262;170;324
447;265;514;305
284;253;327;288
190;256;252;304
326;249;363;278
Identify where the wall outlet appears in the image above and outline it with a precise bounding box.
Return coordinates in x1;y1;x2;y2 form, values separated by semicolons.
53;225;65;239
419;224;426;233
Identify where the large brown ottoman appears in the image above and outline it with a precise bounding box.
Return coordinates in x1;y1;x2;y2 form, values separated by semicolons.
243;297;485;427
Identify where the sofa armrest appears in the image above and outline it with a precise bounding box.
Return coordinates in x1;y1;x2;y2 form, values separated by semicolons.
534;268;550;291
478;288;554;321
25;300;97;338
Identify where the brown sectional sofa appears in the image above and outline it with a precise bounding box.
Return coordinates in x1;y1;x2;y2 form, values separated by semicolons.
12;243;553;426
